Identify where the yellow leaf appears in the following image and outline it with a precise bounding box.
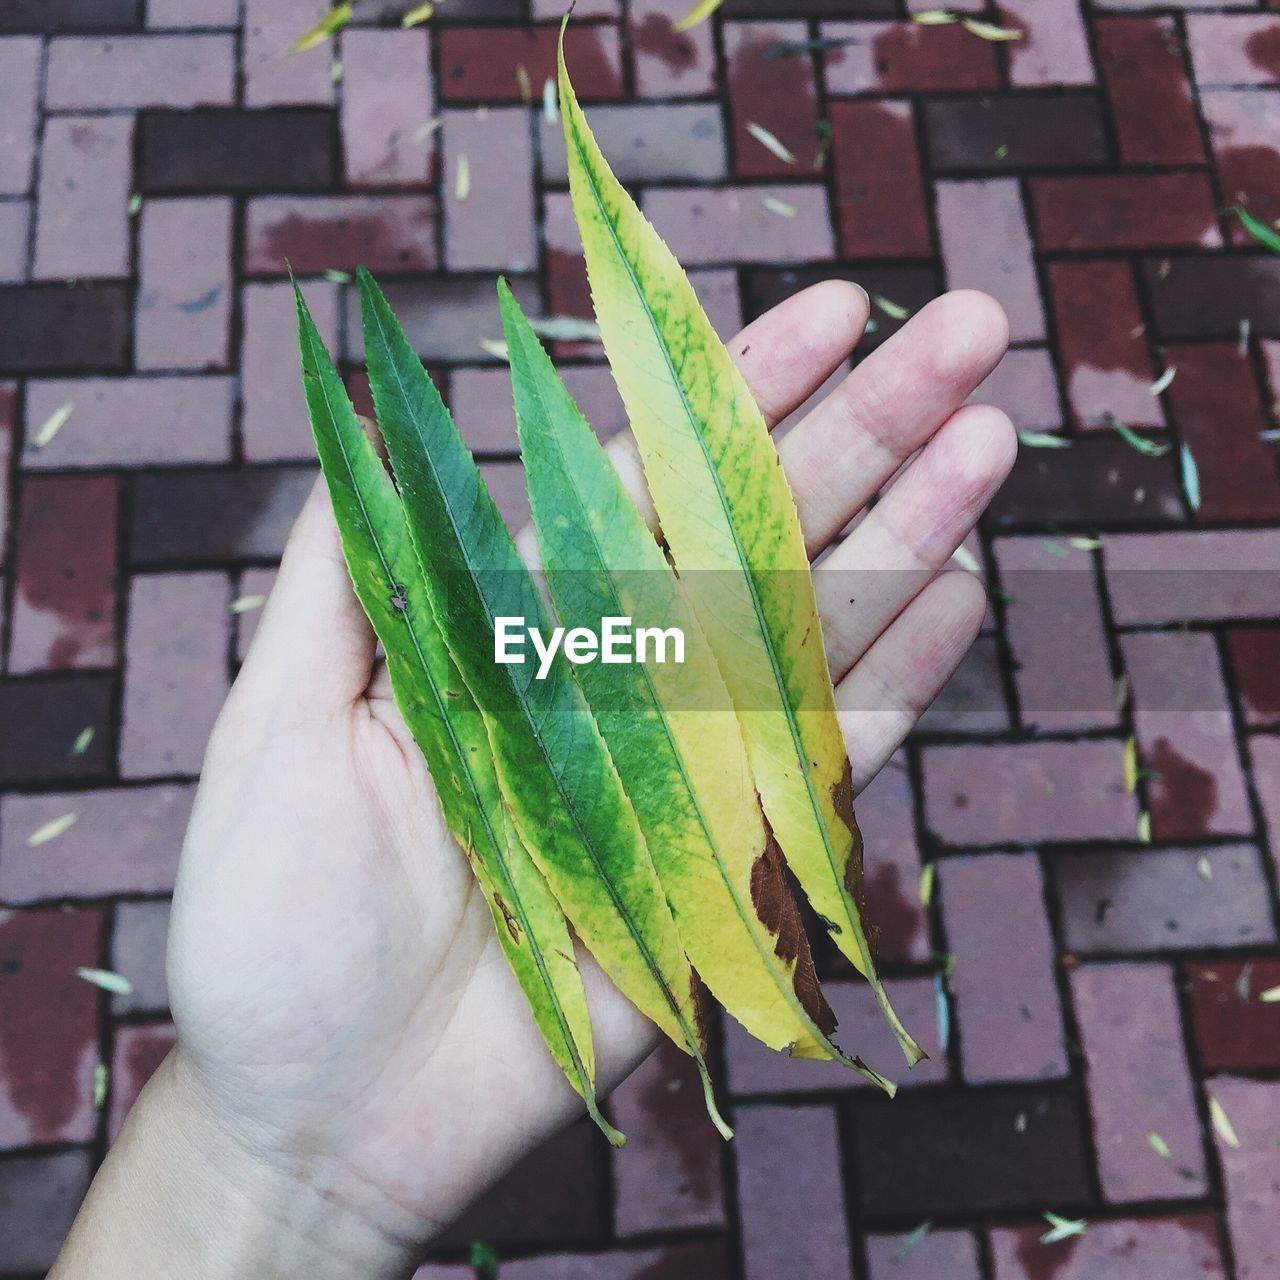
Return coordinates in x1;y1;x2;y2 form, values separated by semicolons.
33;401;75;449
455;153;471;201
912;8;958;22
1209;1096;1241;1149
674;0;723;32
27;812;77;847
230;594;266;614
1123;737;1137;792
401;2;434;27
1258;985;1280;1003
873;294;911;321
559;34;923;1069
919;861;936;907
962;17;1023;39
291;3;351;53
1137;811;1152;843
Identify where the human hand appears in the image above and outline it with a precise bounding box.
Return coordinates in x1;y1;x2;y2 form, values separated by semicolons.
52;283;1013;1280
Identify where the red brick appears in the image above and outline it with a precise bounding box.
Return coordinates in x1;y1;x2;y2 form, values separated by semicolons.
1187;14;1280;86
9;474;118;673
1002;0;1094;86
443;109;535;272
111;899;172;1015
1210;1077;1280;1280
642;185;834;266
940;853;1067;1084
1169;343;1280;520
242;280;341;462
0;907;102;1148
936;179;1044;341
1202;90;1280;247
989;1216;1225;1280
0;785;195;901
0;1151;94;1273
0;37;41;194
993;539;1118;732
46;34;235;108
629;0;716;99
33;115;134;280
120;574;231;778
1071;962;1206;1201
866;1231;981;1280
725;22;820;177
1097;18;1204;165
724;977;947;1095
1103;530;1280;625
736;1105;850;1280
341;28;435;188
970;348;1061;432
608;1040;723;1237
137;198;234;371
108;1021;176;1141
1049;259;1162;431
1122;630;1253;840
245;194;438;277
1226;628;1280;725
1055;845;1276;953
822;21;1000;92
830;99;930;259
1030;174;1221;251
439;24;623;102
1185;959;1280;1071
24;377;233;468
243;0;334;107
923;741;1139;846
0;201;27;282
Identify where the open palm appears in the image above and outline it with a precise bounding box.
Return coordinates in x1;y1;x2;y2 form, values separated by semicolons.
163;282;1014;1263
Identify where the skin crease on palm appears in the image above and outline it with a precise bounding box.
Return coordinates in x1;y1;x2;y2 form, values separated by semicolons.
51;283;1015;1280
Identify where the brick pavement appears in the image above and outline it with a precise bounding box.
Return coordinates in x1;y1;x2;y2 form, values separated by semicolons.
1;1;1279;1276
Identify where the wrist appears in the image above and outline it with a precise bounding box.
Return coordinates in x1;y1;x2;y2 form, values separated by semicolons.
52;1049;419;1280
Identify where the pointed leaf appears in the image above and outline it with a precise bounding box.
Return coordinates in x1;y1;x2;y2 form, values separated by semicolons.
558;39;923;1067
294;282;620;1145
355;268;729;1137
501;284;895;1085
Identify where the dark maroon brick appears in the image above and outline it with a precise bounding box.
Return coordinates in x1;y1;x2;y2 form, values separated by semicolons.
0;674;113;785
988;437;1185;529
1030;174;1221;250
725;21;820;178
0;907;103;1148
743;263;938;355
1048;259;1160;430
0;284;129;373
129;466;315;566
1166;343;1280;522
1186;960;1280;1071
830;99;931;259
438;25;623;102
850;1084;1092;1218
0;1150;95;1273
924;93;1107;173
1144;255;1280;340
139;109;337;193
0;0;138;32
9;474;119;673
1226;628;1280;725
1096;18;1205;166
435;1120;607;1249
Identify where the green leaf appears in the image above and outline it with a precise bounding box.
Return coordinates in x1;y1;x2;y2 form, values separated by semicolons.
501;283;894;1087
674;0;722;32
558;35;923;1069
294;280;621;1146
291;3;350;52
1232;205;1280;255
1104;414;1170;457
355;268;729;1138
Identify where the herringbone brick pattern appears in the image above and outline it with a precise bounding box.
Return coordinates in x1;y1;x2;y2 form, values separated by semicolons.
1;1;1278;1276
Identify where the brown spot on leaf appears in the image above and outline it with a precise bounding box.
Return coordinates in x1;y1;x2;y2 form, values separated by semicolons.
750;821;836;1035
831;759;881;960
493;892;521;943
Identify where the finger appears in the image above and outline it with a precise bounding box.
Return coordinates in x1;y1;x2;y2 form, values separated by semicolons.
817;404;1017;681
780;290;1009;555
235;476;377;714
521;281;871;540
837;571;987;793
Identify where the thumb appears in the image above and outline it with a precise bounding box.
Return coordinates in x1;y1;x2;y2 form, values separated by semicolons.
234;475;377;715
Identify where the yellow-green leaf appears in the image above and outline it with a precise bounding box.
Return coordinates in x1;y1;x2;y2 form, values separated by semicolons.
962;17;1023;39
674;0;722;32
33;401;75;449
912;9;958;23
401;1;434;27
1209;1095;1240;1148
502;283;891;1088
27;812;77;847
1233;205;1280;255
294;279;621;1146
355;268;729;1137
558;38;923;1069
291;3;351;52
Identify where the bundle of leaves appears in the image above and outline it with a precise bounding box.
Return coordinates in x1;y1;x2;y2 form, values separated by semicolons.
294;29;922;1145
